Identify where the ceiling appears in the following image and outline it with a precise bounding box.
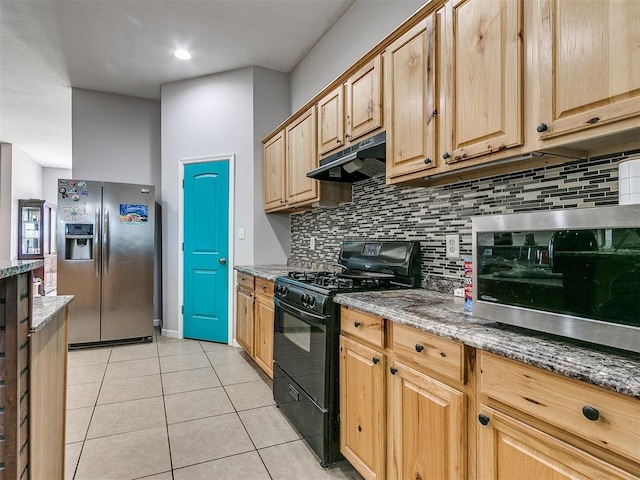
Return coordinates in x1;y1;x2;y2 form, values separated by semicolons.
0;0;355;169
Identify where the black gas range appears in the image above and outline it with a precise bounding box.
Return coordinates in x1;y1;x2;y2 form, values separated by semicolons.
272;241;421;467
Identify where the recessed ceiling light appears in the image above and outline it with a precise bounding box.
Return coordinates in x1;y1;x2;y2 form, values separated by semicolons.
174;49;191;60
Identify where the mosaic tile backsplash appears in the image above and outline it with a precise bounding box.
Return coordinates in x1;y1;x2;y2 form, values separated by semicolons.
289;155;624;292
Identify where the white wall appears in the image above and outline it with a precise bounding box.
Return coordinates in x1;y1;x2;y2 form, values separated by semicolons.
253;67;291;264
0;144;13;260
10;146;43;259
161;67;256;336
72;89;161;201
290;0;425;111
42;167;72;205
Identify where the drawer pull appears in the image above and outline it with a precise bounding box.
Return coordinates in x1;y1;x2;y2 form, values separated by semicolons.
372;357;380;365
354;321;361;328
415;344;424;353
478;414;490;426
263;286;267;292
582;406;600;421
390;367;398;375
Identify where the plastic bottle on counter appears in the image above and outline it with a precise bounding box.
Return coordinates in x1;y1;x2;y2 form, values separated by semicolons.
464;258;473;312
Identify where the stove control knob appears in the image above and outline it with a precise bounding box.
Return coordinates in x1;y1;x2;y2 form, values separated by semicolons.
307;296;316;308
275;284;288;297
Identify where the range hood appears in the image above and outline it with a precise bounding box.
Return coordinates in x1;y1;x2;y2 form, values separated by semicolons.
307;131;386;183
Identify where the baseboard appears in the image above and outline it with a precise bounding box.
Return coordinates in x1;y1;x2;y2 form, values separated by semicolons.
161;328;179;338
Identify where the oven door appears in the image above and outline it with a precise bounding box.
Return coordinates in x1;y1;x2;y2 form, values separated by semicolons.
273;297;328;406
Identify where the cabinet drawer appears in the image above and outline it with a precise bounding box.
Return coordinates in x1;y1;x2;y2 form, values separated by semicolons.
237;272;254;289
480;352;640;464
340;307;384;348
390;323;464;383
255;278;274;297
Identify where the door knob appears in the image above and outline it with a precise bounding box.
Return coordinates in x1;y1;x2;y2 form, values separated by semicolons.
219;258;227;265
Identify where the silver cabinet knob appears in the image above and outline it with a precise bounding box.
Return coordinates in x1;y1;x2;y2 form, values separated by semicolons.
219;258;227;265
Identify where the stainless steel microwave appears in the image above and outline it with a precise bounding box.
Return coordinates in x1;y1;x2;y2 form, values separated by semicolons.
472;205;640;353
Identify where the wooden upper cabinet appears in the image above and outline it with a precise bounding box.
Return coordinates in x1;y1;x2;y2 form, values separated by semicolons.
346;55;383;143
441;0;524;164
385;19;438;184
286;108;319;206
263;129;286;212
318;85;345;156
536;0;640;141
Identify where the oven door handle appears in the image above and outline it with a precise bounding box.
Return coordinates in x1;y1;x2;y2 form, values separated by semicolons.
274;298;329;329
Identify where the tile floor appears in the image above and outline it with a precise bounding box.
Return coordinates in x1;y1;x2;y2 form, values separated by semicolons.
65;332;363;480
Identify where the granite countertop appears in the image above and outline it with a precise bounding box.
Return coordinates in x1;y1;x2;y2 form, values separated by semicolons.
0;260;44;279
235;264;308;282
334;289;640;399
31;295;74;333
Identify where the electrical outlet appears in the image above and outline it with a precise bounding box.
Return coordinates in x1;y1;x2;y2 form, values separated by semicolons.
446;234;460;258
309;236;316;250
454;288;465;298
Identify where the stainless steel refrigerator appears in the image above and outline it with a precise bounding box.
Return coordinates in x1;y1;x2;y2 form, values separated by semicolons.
57;179;155;345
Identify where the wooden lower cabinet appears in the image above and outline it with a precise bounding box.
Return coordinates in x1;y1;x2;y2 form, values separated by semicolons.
339;336;386;480
387;359;466;480
235;285;254;356
30;304;68;480
479;351;640;479
477;406;637;480
235;273;274;378
253;293;274;378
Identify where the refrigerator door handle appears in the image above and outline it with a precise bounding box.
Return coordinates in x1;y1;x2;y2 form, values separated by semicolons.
94;206;101;277
103;207;109;275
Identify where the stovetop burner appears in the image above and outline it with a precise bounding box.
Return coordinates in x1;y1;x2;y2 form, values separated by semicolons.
287;270;393;290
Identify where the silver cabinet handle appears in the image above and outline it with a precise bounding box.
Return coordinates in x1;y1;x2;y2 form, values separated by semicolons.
94;207;101;277
219;258;227;265
103;207;109;275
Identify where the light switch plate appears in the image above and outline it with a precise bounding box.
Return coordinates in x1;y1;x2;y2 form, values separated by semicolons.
238;227;245;240
446;234;459;258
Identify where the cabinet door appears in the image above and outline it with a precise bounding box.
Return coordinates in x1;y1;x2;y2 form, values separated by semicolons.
537;0;640;140
441;0;523;163
385;19;438;183
264;130;287;212
478;406;638;480
340;336;386;480
286;108;319;206
346;55;383;143
236;286;254;356
318;85;345;156
388;360;465;480
253;293;274;378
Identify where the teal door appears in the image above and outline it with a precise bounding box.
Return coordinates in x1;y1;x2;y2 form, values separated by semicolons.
183;160;230;342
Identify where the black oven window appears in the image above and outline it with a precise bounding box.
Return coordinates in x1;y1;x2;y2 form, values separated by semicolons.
282;312;312;352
